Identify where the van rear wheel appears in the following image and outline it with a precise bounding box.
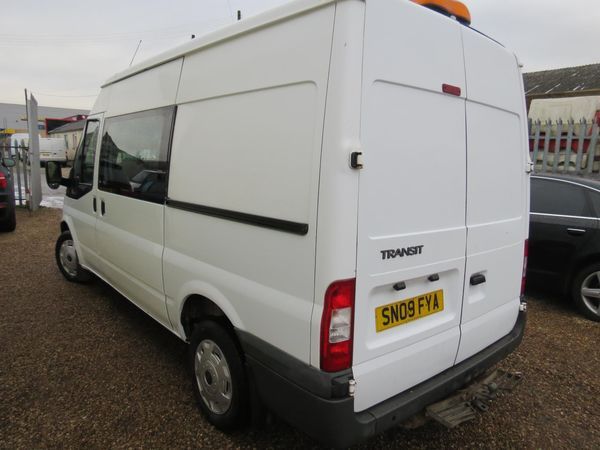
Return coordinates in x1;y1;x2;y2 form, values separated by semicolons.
55;231;91;283
189;320;248;431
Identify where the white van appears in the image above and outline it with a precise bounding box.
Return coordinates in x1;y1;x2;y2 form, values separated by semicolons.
11;133;68;163
46;0;530;446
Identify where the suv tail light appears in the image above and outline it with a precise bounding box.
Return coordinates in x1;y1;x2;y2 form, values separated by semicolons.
0;173;7;190
521;239;528;296
320;278;355;372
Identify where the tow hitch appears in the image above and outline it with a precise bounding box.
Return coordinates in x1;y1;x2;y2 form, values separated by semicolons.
425;369;522;428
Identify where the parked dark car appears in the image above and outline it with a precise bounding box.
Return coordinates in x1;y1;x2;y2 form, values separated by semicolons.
0;153;16;232
529;174;600;321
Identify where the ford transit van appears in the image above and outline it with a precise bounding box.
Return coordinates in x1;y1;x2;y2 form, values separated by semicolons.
46;0;530;446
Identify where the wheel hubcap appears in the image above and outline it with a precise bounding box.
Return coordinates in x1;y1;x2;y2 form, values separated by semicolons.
59;239;78;277
580;271;600;317
194;339;232;415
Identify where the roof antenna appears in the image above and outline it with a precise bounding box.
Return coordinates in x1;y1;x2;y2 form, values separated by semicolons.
237;10;241;20
129;40;142;67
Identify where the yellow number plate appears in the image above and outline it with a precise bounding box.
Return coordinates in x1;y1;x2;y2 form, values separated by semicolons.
375;289;444;332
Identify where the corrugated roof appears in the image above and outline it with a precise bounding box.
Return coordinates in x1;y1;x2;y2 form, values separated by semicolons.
48;120;86;134
523;63;600;96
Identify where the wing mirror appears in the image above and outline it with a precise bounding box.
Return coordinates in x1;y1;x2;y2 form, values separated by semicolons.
45;161;71;189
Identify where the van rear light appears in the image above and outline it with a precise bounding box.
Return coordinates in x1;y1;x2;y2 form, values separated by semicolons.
0;173;6;190
521;239;528;296
320;278;355;372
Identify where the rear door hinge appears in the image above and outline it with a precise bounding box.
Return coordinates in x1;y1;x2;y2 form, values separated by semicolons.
526;161;534;173
350;151;363;169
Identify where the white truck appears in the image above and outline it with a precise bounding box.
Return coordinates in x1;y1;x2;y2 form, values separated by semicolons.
11;133;68;164
45;0;530;446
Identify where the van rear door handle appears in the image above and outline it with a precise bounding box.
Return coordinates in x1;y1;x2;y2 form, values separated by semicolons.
470;274;486;286
101;200;106;216
567;228;586;236
93;197;97;213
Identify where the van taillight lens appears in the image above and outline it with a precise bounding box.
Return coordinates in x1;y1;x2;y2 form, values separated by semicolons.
0;173;6;189
521;239;528;296
320;278;355;372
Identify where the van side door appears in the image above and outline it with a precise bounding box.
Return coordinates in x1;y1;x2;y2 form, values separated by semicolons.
63;115;102;270
94;107;175;328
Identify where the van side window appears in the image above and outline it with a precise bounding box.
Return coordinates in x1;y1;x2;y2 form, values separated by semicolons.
73;120;99;185
98;107;175;203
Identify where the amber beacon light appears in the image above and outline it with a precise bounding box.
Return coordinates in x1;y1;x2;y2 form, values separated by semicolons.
412;0;472;25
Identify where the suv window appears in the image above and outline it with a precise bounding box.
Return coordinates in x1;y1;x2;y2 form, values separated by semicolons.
531;178;592;217
98;107;174;204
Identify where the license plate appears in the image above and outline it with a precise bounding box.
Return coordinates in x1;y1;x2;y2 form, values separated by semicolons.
375;289;444;332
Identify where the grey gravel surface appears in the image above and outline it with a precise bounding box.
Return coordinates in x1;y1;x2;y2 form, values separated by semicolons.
1;208;599;449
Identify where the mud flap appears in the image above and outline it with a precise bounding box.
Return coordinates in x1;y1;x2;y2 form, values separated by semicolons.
425;369;522;428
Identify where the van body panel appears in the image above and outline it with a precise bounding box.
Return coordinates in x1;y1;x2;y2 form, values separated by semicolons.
169;82;318;223
353;0;468;412
163;209;315;358
95;192;171;327
352;326;461;412
310;0;364;367
456;297;520;363
176;5;334;106
164;3;336;362
104;58;182;118
457;27;528;362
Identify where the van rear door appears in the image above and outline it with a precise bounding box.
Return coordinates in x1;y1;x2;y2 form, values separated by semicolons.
352;0;467;412
456;28;528;363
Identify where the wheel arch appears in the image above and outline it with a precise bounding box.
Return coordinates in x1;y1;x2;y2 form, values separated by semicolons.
179;291;243;342
58;216;87;267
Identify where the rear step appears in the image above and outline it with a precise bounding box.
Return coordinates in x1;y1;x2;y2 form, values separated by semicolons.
425;369;522;428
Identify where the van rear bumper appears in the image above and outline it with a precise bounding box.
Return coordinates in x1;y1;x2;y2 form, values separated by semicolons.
238;309;526;448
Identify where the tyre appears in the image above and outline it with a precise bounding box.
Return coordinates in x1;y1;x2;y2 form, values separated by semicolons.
571;263;600;322
189;320;249;431
55;230;92;283
0;206;16;232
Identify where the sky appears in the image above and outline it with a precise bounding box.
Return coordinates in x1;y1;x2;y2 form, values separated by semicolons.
1;0;599;110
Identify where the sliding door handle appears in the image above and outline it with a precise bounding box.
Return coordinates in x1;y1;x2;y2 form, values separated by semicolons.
470;273;486;286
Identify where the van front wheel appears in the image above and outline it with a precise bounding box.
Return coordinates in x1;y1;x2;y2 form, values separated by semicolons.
189;320;248;431
55;231;91;283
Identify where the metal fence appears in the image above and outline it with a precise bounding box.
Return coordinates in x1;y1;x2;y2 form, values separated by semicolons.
0;138;30;207
529;118;600;176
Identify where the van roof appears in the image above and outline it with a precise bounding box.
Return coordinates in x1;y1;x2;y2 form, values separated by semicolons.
102;0;336;88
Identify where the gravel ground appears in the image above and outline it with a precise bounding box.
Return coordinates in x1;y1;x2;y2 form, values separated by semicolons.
1;208;599;449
